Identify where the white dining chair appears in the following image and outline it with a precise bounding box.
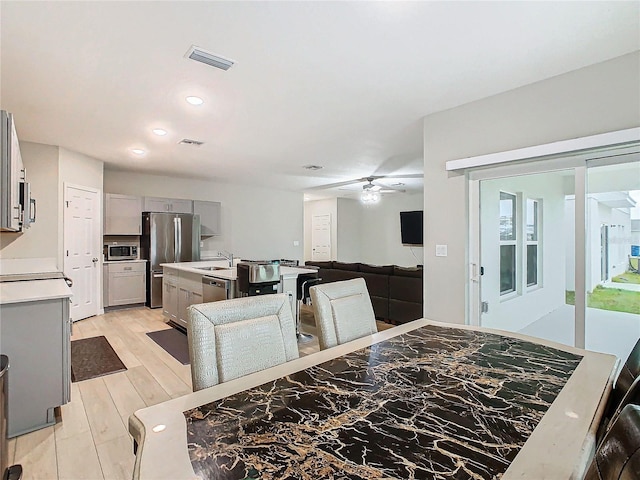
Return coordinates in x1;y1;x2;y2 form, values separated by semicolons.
309;278;378;350
187;293;299;391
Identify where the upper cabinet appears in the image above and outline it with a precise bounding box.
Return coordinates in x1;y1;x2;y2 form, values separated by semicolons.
193;200;221;236
143;196;192;214
104;193;142;235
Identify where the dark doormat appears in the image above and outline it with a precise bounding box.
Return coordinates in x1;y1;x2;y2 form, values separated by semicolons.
71;335;127;382
147;328;190;365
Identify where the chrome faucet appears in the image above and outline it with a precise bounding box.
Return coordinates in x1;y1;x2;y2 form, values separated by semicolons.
219;250;234;267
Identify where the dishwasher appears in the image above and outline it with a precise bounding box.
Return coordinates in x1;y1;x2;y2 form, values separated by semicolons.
202;277;235;302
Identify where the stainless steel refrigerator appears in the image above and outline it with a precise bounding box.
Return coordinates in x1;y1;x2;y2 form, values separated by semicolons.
141;212;200;308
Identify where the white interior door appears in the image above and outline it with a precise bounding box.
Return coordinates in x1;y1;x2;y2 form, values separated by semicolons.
64;184;100;321
311;214;332;261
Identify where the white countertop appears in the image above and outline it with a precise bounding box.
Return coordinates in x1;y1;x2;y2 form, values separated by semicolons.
160;261;316;281
103;259;148;264
0;278;73;305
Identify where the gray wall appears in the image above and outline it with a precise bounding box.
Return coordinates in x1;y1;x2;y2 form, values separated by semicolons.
0;142;60;261
104;170;304;262
423;51;640;324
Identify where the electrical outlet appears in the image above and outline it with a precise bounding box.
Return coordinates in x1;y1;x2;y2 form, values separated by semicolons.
435;245;448;257
293;240;300;246
200;241;204;247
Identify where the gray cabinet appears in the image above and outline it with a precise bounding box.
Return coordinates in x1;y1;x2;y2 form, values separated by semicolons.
0;297;71;437
104;262;146;306
162;268;203;328
193;200;222;236
143;196;192;214
104;193;142;235
162;268;178;323
1;110;25;232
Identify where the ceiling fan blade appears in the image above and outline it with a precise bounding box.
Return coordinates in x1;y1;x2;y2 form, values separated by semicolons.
378;173;423;179
372;180;405;192
307;178;365;190
307;172;421;192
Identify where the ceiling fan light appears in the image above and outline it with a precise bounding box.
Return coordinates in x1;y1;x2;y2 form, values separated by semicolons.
361;189;380;205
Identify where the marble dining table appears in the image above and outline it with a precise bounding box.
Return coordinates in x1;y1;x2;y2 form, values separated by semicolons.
129;319;617;479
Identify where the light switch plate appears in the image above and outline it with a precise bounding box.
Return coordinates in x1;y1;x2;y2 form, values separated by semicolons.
435;244;448;257
293;240;300;246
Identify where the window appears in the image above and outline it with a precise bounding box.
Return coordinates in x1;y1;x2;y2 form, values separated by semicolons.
526;199;540;287
500;192;517;295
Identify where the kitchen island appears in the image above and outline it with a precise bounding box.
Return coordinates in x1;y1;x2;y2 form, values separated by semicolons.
160;260;317;329
129;319;616;479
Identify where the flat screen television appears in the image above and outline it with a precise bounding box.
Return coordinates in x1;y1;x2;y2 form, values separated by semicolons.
400;210;423;245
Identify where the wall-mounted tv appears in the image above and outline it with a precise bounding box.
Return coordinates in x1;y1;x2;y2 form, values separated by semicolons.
400;210;423;245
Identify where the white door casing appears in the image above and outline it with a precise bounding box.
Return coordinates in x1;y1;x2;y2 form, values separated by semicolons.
311;214;332;261
64;184;101;321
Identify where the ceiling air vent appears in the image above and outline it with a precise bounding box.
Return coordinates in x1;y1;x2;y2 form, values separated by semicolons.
303;165;324;171
185;45;235;71
178;139;204;147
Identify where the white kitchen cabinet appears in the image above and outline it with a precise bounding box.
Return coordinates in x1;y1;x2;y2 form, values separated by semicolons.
105;262;146;306
193;200;222;236
143;196;192;214
104;193;142;235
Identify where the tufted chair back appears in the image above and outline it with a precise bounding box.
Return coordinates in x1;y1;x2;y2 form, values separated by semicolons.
187;294;299;391
309;278;378;350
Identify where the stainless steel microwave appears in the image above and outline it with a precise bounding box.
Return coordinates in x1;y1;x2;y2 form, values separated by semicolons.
106;244;138;261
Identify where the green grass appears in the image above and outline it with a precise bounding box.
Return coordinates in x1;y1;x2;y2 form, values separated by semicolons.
612;271;640;285
566;286;640;315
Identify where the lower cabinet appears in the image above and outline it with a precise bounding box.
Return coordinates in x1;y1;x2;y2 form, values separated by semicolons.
163;269;178;323
0;297;71;437
162;269;203;328
105;262;146;307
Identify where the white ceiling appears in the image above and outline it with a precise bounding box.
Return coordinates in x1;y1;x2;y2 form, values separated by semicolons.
1;1;638;198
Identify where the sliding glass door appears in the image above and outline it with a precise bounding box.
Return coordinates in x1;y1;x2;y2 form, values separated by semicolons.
470;155;639;360
585;161;640;361
478;169;576;345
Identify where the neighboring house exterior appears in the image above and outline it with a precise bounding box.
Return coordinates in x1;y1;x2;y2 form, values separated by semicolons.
566;192;636;292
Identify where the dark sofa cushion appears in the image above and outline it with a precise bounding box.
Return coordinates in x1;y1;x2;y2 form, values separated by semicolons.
390;275;423;304
360;264;394;275
389;299;423;324
319;269;360;284
359;272;389;299
393;266;423;278
305;261;333;269
370;296;389;320
332;262;361;272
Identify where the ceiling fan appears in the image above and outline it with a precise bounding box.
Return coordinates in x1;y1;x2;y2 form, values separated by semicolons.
309;174;423;204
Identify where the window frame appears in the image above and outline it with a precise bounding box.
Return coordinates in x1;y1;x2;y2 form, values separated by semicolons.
525;198;542;289
499;191;518;297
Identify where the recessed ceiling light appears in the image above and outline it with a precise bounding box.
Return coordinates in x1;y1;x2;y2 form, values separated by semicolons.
131;148;146;155
186;96;204;106
152;128;167;136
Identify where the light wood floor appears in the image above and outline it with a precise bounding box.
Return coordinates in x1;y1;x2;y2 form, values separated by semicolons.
7;306;391;479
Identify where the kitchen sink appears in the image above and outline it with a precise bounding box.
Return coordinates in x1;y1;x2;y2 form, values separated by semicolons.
196;266;228;271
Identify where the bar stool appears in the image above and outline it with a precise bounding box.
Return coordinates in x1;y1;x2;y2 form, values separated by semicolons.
296;273;320;343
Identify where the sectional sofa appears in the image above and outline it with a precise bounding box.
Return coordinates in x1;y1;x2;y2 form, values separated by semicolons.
304;261;423;324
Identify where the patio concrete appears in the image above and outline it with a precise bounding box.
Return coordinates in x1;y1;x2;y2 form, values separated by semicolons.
518;304;640;367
